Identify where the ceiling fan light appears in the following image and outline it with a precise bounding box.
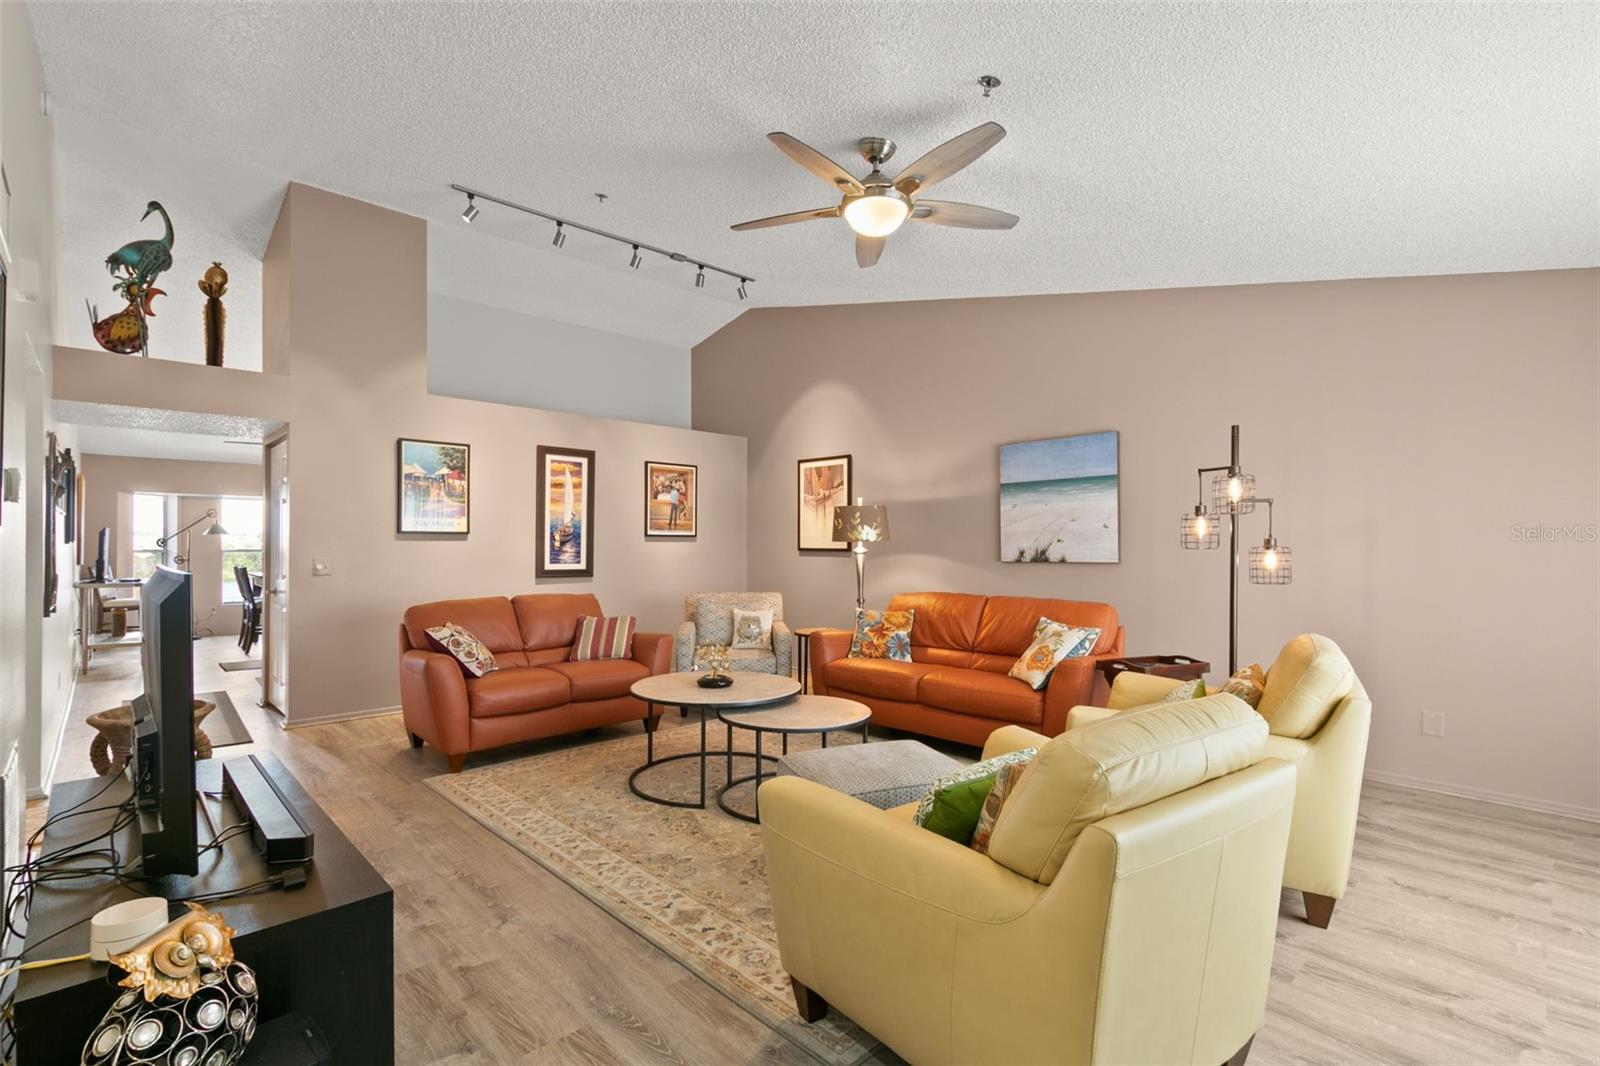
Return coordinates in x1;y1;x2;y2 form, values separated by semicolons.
843;191;910;237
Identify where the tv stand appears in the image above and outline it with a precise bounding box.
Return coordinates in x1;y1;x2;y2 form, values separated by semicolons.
11;754;393;1063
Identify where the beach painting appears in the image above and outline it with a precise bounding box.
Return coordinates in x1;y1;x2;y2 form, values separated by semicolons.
797;454;851;551
397;439;469;534
1000;431;1119;563
537;445;595;577
645;462;697;538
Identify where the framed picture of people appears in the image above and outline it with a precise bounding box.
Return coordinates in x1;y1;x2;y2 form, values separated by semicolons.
797;454;852;551
397;438;470;534
645;461;697;538
537;445;595;577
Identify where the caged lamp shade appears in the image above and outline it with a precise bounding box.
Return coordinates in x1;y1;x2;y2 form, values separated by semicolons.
1179;507;1221;550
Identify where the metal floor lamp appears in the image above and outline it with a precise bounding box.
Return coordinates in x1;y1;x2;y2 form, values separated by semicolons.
157;508;229;640
1179;425;1293;674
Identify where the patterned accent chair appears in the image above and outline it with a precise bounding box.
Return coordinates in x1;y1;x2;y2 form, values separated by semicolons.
676;592;792;677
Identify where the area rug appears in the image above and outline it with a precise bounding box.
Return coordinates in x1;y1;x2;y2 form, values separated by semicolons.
121;689;251;747
425;724;882;1065
218;659;264;672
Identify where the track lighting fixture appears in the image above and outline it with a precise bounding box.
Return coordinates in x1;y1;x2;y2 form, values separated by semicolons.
447;183;754;294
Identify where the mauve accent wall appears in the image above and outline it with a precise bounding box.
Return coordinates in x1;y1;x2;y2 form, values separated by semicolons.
692;269;1599;816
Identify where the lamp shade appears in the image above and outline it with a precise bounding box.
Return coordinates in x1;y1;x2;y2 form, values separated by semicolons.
202;522;229;536
833;504;889;543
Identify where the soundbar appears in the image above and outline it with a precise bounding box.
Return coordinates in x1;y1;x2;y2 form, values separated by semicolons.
223;755;315;864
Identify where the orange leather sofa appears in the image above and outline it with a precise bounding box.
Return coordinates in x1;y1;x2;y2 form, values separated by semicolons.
399;593;672;771
810;592;1125;747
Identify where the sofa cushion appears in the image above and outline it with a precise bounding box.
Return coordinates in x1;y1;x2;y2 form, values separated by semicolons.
1258;634;1355;739
976;596;1119;658
918;667;1046;725
466;666;571;719
887;592;985;653
546;658;650;701
404;596;522;654
985;693;1267;884
823;658;936;702
512;593;603;652
729;648;778;673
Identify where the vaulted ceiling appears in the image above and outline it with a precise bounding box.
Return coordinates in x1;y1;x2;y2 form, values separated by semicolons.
29;1;1597;354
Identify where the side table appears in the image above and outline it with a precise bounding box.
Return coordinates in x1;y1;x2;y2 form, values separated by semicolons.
717;695;871;823
1097;655;1211;687
791;626;829;692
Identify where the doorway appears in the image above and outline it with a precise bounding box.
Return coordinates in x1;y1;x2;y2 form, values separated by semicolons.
263;432;289;713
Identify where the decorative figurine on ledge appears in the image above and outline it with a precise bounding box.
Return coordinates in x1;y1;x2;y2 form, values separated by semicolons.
198;261;228;367
82;903;259;1066
694;643;734;688
92;200;174;358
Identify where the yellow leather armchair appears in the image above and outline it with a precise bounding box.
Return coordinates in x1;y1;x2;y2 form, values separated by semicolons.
1066;634;1371;928
760;698;1296;1066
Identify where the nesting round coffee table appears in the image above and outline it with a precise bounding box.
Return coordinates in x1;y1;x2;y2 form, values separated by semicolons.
628;672;800;810
717;695;870;823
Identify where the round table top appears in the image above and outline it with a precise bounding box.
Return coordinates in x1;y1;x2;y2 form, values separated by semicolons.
630;671;801;708
718;694;870;734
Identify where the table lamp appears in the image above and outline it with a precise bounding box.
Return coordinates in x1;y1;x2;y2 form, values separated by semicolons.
832;499;890;614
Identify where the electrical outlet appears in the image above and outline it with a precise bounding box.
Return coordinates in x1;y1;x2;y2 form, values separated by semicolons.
1420;711;1445;737
312;558;332;577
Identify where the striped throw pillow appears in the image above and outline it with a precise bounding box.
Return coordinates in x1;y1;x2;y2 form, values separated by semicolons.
569;615;637;661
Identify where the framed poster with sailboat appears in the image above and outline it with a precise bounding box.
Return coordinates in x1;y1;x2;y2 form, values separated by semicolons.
537;445;595;577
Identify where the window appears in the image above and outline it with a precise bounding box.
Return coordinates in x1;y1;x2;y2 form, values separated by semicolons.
219;497;264;603
129;493;166;580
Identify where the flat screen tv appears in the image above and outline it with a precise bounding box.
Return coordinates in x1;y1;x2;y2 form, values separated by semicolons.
129;565;197;876
93;526;112;581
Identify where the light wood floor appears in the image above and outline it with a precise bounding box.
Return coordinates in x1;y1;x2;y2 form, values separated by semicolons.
37;637;1600;1065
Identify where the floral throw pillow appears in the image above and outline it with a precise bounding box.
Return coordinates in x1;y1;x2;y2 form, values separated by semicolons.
970;758;1031;855
1160;678;1208;703
1008;617;1102;691
914;747;1037;844
425;622;498;678
848;608;915;662
1222;663;1267;709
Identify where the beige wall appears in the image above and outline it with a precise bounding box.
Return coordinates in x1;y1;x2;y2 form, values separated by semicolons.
692;270;1600;816
265;184;748;724
79;454;263;638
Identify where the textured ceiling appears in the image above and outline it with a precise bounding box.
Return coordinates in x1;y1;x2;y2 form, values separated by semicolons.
29;1;1598;351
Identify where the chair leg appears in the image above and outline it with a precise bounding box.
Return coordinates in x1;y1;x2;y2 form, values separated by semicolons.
679;707;688;717
1222;1035;1254;1066
446;753;467;773
1303;891;1337;928
789;977;828;1024
408;732;424;749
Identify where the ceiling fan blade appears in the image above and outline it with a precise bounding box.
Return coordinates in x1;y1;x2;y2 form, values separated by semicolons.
908;199;1019;230
767;133;864;193
892;122;1006;195
856;234;886;268
730;206;841;231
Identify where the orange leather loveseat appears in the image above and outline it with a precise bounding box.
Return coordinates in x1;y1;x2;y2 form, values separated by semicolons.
810;591;1125;747
399;593;672;772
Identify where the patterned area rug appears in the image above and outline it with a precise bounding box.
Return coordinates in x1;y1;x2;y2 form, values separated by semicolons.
425;723;881;1065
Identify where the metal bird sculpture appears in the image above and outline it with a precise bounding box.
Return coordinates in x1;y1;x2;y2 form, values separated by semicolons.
95;200;174;357
105;200;174;288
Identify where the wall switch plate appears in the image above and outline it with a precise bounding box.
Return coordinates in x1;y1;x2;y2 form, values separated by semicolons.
1420;711;1445;737
312;559;332;577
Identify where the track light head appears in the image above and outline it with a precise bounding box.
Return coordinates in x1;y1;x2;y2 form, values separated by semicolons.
737;279;748;301
552;223;567;248
461;194;479;223
629;245;642;269
695;266;705;288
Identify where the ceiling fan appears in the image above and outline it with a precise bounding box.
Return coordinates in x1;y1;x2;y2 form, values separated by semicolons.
731;121;1019;268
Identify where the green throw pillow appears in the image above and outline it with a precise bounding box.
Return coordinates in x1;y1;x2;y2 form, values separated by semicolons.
914;748;1038;844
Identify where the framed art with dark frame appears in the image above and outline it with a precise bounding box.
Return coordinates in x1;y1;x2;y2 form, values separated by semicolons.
537;445;596;577
396;438;470;534
797;454;852;552
644;461;697;538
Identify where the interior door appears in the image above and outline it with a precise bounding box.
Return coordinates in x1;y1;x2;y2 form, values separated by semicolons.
264;435;289;712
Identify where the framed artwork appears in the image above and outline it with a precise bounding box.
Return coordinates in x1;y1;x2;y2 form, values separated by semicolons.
1000;430;1120;563
537;445;595;577
397;438;470;534
797;454;852;552
645;461;697;538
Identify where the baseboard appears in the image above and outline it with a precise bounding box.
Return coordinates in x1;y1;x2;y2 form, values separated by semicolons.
1364;768;1600;823
37;669;79;798
282;704;402;729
